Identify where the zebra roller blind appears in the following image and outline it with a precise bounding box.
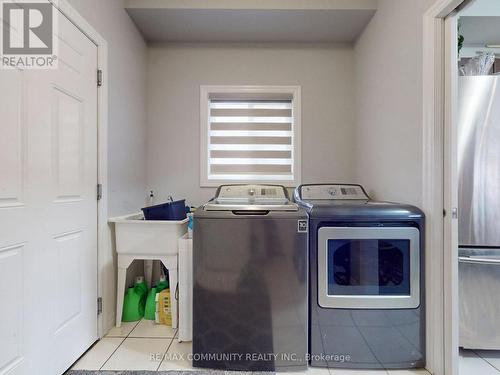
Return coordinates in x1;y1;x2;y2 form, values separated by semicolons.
207;97;296;183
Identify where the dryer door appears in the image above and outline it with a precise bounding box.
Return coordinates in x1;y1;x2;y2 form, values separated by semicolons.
317;227;420;309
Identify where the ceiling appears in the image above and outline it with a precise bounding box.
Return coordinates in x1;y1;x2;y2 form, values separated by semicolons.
125;0;377;43
461;16;500;45
460;0;500;17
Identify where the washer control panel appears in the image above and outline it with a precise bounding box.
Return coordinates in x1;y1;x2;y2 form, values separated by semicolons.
299;184;369;200
215;184;288;204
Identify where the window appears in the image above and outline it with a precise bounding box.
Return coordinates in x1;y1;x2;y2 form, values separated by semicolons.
200;86;301;187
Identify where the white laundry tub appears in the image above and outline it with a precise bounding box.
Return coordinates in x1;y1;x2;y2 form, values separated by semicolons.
109;213;188;256
108;213;188;328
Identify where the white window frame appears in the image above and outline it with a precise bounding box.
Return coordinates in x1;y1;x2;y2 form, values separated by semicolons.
200;85;301;187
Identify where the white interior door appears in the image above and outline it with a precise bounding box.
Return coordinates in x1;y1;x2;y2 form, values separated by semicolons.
444;12;460;375
0;8;98;375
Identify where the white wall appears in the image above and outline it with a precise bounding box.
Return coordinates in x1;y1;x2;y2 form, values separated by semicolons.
147;43;356;206
354;0;436;206
66;0;148;333
67;0;148;216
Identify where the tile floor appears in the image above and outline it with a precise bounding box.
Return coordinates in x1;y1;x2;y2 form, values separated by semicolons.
460;349;500;374
70;320;500;374
71;319;430;374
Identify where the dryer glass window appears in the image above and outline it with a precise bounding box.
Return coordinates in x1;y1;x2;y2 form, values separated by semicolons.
327;239;411;296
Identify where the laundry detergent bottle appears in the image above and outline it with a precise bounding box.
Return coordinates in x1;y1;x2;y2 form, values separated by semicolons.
144;287;157;320
135;276;148;298
122;286;144;322
156;275;169;292
155;288;172;326
144;275;168;320
122;276;148;321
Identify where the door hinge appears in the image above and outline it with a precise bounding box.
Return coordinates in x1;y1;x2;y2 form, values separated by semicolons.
97;69;103;87
452;207;458;219
97;297;103;315
97;183;102;201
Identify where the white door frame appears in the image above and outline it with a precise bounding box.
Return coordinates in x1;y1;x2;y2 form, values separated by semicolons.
423;1;464;374
40;0;473;370
48;0;109;338
443;11;460;375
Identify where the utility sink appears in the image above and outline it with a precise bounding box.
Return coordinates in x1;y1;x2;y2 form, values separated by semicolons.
109;213;188;256
109;213;187;328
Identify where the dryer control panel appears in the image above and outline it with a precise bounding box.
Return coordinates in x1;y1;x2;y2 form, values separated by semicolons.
298;184;369;200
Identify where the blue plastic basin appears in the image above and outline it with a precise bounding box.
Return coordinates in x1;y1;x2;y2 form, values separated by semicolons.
141;200;187;221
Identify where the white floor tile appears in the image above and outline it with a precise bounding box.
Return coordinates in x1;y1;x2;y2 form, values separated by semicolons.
128;318;177;338
387;369;430;375
71;337;124;370
158;340;194;371
105;321;139;338
296;367;330;375
460;349;500;375
474;350;500;371
101;337;171;371
302;367;330;375
329;369;387;375
280;367;328;375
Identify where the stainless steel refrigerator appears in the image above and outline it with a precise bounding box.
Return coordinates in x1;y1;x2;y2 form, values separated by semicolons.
458;75;500;349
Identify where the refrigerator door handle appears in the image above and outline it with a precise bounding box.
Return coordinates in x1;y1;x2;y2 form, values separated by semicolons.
459;256;500;265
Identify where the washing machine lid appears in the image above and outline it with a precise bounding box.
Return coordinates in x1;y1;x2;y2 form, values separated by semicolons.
296;183;370;202
204;184;298;211
294;183;424;219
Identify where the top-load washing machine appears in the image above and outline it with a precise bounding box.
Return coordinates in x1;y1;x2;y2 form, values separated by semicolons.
294;184;425;370
193;184;308;372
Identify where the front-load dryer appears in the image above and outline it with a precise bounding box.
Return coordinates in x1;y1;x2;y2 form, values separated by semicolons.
294;184;425;370
193;184;308;372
